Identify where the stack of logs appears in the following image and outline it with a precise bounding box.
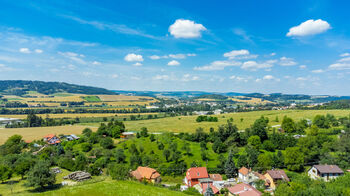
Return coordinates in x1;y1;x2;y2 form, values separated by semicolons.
63;171;92;181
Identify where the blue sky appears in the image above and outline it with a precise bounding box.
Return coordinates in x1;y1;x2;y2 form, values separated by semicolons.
1;0;350;95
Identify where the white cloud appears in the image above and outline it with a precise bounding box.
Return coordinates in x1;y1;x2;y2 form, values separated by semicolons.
131;76;141;80
241;60;274;71
194;60;241;71
19;48;31;53
338;57;350;62
169;54;186;59
311;69;325;73
279;57;297;66
187;53;196;57
296;77;307;81
223;49;255;60
340;53;350;57
169;19;206;38
263;75;275;80
181;74;199;82
167;60;180;66
59;51;86;64
34;49;43;54
124;53;143;62
270;52;276;56
329;63;350;70
153;74;170;80
287;19;331;37
230;75;249;82
133;62;142;66
92;61;101;65
111;74;118;78
149;55;161;60
299;65;307;69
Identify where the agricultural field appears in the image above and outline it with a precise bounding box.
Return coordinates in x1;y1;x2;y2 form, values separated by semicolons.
230;96;274;104
0;113;158;119
124;109;350;132
1;92;158;107
0;125;97;144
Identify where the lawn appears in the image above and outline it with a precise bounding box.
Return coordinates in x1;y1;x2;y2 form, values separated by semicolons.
0;125;97;144
124;109;350;132
82;96;101;102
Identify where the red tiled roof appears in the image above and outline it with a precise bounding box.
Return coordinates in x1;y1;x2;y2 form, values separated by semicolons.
266;170;290;182
227;183;262;196
209;174;223;181
131;166;160;180
239;167;250;176
186;167;209;180
43;134;55;139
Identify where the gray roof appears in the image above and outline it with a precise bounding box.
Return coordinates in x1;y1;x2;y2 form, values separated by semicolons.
313;165;344;174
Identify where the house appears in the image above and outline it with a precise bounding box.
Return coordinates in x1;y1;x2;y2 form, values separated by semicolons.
238;167;260;184
209;174;223;181
264;170;290;190
227;183;262;196
184;167;209;187
121;132;135;139
43;134;61;145
308;165;344;182
130;166;161;183
200;179;220;195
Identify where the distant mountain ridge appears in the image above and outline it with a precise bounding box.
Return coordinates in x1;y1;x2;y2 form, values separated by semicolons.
0;80;116;96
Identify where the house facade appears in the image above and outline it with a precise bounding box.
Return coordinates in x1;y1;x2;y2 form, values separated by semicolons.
184;167;209;187
130;166;161;183
308;165;344;182
43;134;61;145
264;170;290;190
238;167;260;184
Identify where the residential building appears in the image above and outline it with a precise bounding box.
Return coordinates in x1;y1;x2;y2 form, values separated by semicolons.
43;134;61;145
130;166;161;183
264;170;290;190
308;165;344;182
121;132;135;139
209;174;223;181
227;183;262;196
184;167;209;187
238;167;260;184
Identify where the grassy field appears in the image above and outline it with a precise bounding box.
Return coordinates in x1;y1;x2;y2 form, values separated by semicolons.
0;113;157;119
81;96;101;102
124;109;350;132
0;125;97;144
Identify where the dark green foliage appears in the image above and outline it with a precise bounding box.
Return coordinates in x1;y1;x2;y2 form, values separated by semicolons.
237;154;248;168
281;116;296;133
108;163;130;180
196;115;218;122
81;143;92;152
0;164;12;182
14;155;35;179
100;137;114;149
0;134;24;155
251;116;269;141
114;148;126;163
284;147;304;171
140;127;149;137
224;150;236;178
26;160;56;188
313;115;330;129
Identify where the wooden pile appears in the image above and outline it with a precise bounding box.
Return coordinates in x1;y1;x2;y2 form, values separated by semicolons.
63;171;91;181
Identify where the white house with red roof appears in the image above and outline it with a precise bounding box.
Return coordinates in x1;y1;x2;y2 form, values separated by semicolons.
184;167;209;187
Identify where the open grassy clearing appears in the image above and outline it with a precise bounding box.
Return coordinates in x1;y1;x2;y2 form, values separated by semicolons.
230;96;274;104
124;109;350;132
97;95;156;102
0;125;97;144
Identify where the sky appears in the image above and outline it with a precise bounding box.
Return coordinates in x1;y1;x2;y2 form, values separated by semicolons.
1;0;350;95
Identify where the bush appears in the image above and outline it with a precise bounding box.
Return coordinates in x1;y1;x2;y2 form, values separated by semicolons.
108;163;130;180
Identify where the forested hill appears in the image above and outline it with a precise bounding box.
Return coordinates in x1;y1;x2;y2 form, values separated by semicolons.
0;80;116;96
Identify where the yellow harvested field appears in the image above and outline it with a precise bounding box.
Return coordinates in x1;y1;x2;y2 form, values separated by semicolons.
21;95;85;102
98;95;157;102
0;125;97;144
0;113;158;119
230;96;274;104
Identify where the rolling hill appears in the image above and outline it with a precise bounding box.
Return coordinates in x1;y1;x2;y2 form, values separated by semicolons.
0;80;117;96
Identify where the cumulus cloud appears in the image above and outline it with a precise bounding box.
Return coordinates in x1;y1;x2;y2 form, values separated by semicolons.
299;65;307;69
279;57;297;66
149;55;162;60
223;49;257;60
311;69;325;73
153;74;170;80
194;60;241;71
181;74;199;82
124;53;143;62
19;48;31;53
263;75;275;80
340;53;350;57
167;60;180;66
287;19;330;37
133;62;143;66
92;61;101;65
169;19;206;38
34;49;43;53
169;54;186;59
329;55;350;70
241;60;275;71
229;75;249;82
